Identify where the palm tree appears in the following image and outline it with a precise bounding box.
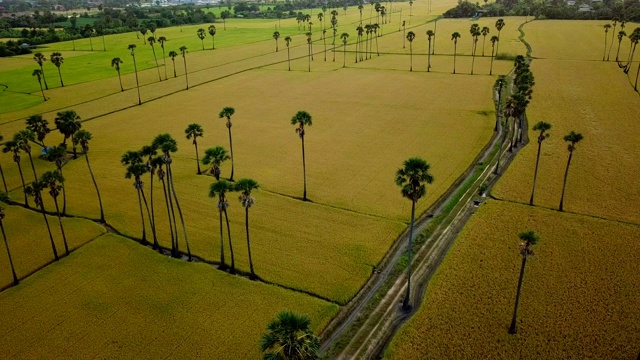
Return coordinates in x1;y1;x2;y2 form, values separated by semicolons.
356;25;364;62
607;19;617;61
110;57;124;92
185;123;204;174
358;4;364;24
24;180;58;261
218;107;236;181
235;178;259;280
273;30;281;52
615;30;626;62
148;36;162;82
603;24;612;61
509;230;539;334
180;46;189;90
451;32;461;74
489;35;499;75
3;140;28;206
341;32;349;68
50;52;64;87
209;179;236;272
426;30;434;71
470;24;480;75
151;155;171;253
481;26;490;56
169;50;178;78
285;36;292;71
33;52;49;90
197;28;206;51
261;311;320;359
323;29;328;60
529;121;551;206
32;69;47;101
291;111;313;201
306;32;313;71
26;114;50;147
140;145;161;251
202;146;230;180
128;44;142;105
495;18;505;55
14;130;38;182
208;25;216;49
373;24;380;57
406;31;415;71
402;20;406;49
559;131;583;212
123;158;149;244
0;207;19;285
158;36;168;80
396;157;434;310
41;170;69;255
54;110;82;156
72;130;105;222
44;145;68;214
140;26;148;44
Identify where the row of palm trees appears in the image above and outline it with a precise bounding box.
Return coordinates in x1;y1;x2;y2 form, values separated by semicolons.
31;52;65;101
611;26;640;91
196;25;218;51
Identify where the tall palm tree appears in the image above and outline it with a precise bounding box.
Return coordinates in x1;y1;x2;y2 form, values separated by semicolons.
364;24;371;59
402;20;406;49
208;25;216;49
495;18;505;55
151;155;172;253
356;25;364;62
128;44;142;105
341;32;349;68
140;145;161;251
124;161;150;244
14;130;38;182
261;311;320;359
470;24;480;75
481;26;490;56
607;19;617;61
0;134;8;193
603;24;612;61
559;131;583;212
202;146;230;180
489;35;499;75
72;130;105;222
169;50;178;78
0;207;19;285
158;36;168;80
50;52;64;87
41;170;69;255
218;107;236;181
323;29;328;60
197;28;206;50
26;114;50;147
509;230;539;334
373;23;380;57
306;32;313;71
54;110;82;157
291;111;313;201
3;140;28;206
426;30;434;71
32;69;47;101
615;30;626;62
209;179;235;272
529;121;551;206
285;36;292;71
406;31;415;71
148;36;162;82
33;52;49;90
451;32;461;74
185;123;204;174
24;180;58;261
111;57;124;92
235;178;259;280
44;145;68;214
273;30;280;52
180;46;189;90
396;157;434;310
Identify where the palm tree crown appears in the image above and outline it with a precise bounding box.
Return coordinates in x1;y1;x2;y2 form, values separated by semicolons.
26;115;50;145
260;311;320;360
395;157;434;202
54;110;82;144
291;111;312;137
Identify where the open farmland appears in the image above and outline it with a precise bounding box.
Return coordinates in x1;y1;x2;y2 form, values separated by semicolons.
0;234;338;359
385;200;640;359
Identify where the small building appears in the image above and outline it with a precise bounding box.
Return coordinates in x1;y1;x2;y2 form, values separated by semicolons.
578;4;592;11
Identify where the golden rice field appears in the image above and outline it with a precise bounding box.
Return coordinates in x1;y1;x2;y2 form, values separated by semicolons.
0;234;338;359
385;200;640;359
493;20;640;224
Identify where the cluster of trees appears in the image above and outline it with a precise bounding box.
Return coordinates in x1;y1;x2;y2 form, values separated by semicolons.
444;0;640;21
603;23;640;91
0;110;105;285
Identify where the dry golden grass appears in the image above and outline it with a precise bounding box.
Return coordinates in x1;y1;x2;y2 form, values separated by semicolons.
385;200;640;359
0;234;338;359
493;20;640;224
0;203;106;290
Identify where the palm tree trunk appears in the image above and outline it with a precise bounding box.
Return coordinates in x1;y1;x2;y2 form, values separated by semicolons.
162;48;167;80
375;33;379;56
427;40;431;71
529;140;542;206
117;70;123;91
490;45;495;75
624;44;636;73
57;67;64;87
603;31;608;61
102;35;106;51
58;166;67;215
496;31;501;55
218;208;226;269
607;24;616;61
615;39;622;62
136;186;147;243
168;166;192;261
482;36;486;56
40;65;48;90
227;129;234;181
26;151;37;181
509;255;527;334
324;35;327;61
402;200;416;310
160;176;175;254
53;197;69;255
453;44;457;74
152;47;161;81
1;220;19;285
39;80;46;100
287;47;291;71
333;34;336;62
471;41;476;75
343;43;346;67
38;199;58;261
172;59;177;77
132;55;141;105
635;60;640;91
194;140;201;174
84;153;105;222
16;161;28;206
183;56;189;90
301;136;307;201
89;36;93;51
0;164;7;193
559;151;573;212
409;42;413;71
140;188;157;250
165;165;179;256
245;206;255;279
223;208;234;273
